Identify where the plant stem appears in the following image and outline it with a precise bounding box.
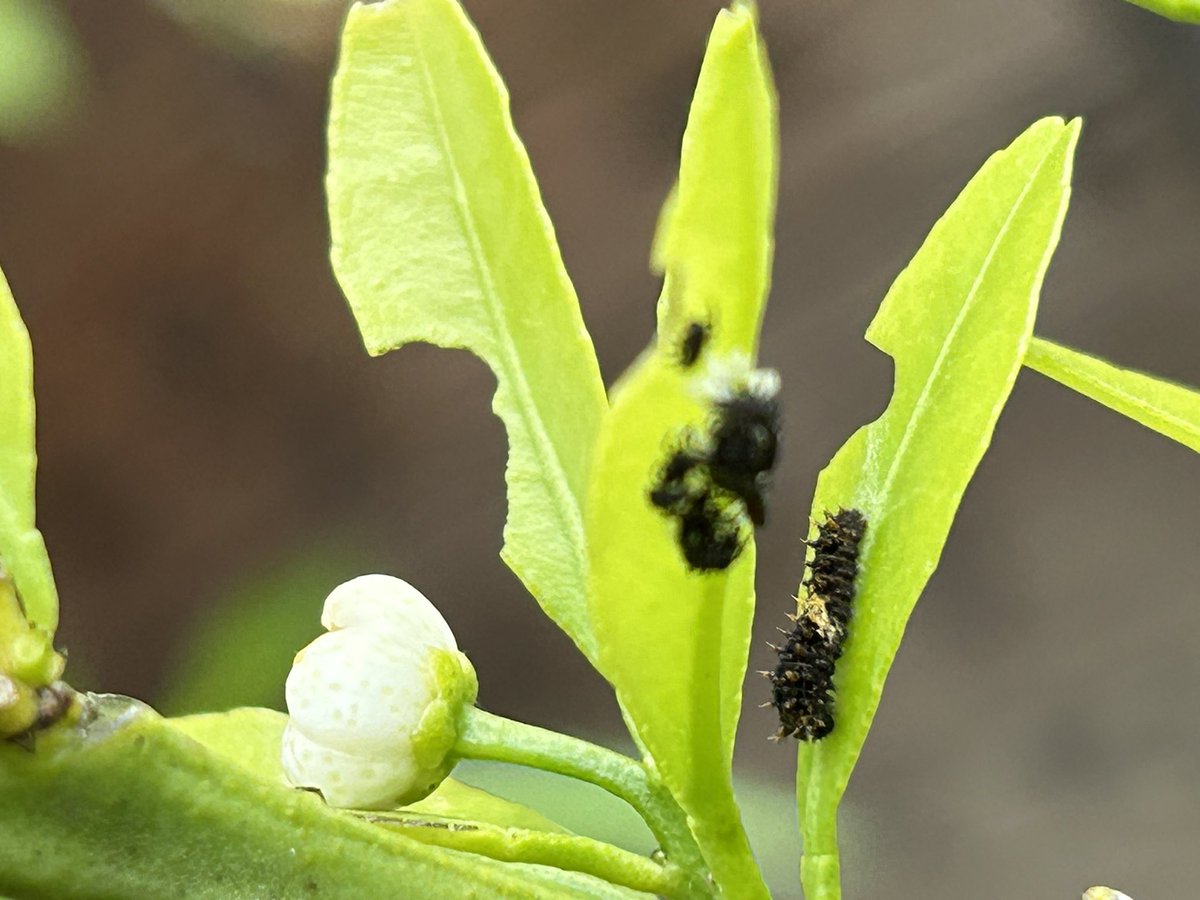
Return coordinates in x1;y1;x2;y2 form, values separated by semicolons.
800;848;840;900
797;762;841;900
454;707;713;897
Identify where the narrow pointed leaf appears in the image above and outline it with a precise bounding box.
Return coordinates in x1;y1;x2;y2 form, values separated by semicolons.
1025;337;1200;453
793;118;1081;895
0;696;635;898
1120;0;1200;24
327;0;606;658
651;7;775;359
0;265;57;636
588;7;775;897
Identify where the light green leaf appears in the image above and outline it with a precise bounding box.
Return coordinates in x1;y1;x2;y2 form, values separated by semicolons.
158;549;359;715
1120;0;1200;24
1025;337;1200;453
171;708;656;895
794;117;1081;897
168;706;291;780
408;778;568;835
327;0;606;658
651;5;775;359
0;264;57;637
362;811;676;896
170;706;569;833
0;696;635;898
0;0;84;142
454;758;655;854
587;7;775;898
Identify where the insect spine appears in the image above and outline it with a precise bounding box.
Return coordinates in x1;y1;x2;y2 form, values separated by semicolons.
679;321;711;368
766;508;866;741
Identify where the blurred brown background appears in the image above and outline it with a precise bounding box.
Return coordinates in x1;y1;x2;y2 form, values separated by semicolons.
1;0;1198;896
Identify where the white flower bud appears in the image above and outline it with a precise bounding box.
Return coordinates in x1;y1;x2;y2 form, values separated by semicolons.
282;575;477;809
1084;889;1133;900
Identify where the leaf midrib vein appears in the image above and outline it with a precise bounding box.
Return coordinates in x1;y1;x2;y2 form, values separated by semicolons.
1029;342;1200;444
873;138;1062;521
408;17;587;623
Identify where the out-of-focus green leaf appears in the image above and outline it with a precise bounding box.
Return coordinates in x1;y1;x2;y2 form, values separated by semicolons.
455;758;654;852
327;0;606;659
0;695;637;898
587;7;775;898
0;265;57;640
1025;337;1200;453
158;550;365;714
0;0;83;142
794;118;1081;898
1120;0;1200;24
145;0;342;58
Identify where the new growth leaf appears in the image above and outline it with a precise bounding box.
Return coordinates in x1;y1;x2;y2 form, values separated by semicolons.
587;6;776;897
795;118;1081;898
327;0;607;659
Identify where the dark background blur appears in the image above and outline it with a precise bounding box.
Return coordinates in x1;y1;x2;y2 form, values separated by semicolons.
1;0;1198;897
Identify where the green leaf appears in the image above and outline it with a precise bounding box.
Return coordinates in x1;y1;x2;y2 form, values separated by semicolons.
0;0;83;142
327;0;606;658
794;117;1081;897
454;758;655;853
651;7;775;359
587;7;775;898
168;706;291;780
0;696;638;898
1025;337;1200;453
170;706;569;834
0;264;57;637
362;811;677;896
158;549;360;715
1119;0;1200;24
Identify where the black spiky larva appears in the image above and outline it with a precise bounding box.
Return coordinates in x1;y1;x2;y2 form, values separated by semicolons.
766;508;866;741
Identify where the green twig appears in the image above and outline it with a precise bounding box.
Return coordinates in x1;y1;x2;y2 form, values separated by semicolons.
454;707;713;897
797;750;840;900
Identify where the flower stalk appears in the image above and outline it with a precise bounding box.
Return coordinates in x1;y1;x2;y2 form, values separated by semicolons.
453;706;714;897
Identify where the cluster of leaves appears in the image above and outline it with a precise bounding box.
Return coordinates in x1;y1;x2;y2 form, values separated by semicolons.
2;0;1199;897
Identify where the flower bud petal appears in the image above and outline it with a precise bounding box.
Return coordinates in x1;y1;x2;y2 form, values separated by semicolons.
320;574;455;650
282;721;424;809
282;574;474;809
285;628;431;753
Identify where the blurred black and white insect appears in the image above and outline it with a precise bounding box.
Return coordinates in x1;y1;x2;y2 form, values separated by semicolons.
649;356;781;571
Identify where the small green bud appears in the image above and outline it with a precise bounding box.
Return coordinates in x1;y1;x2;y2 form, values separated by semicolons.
0;567;65;738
